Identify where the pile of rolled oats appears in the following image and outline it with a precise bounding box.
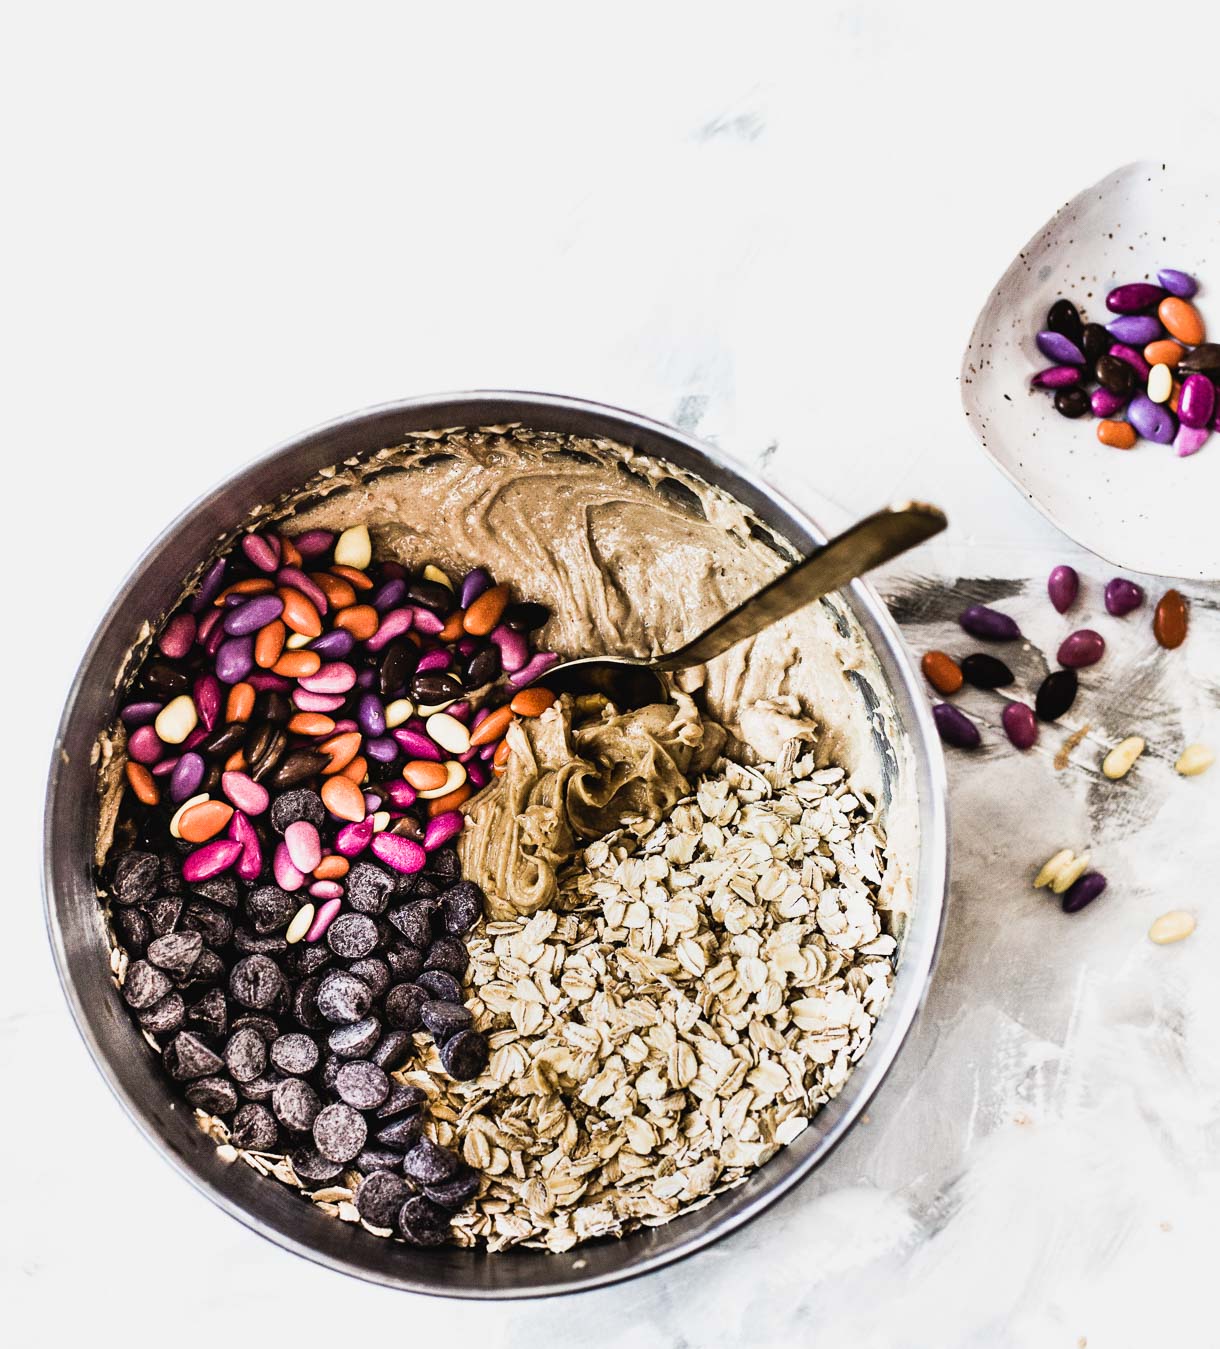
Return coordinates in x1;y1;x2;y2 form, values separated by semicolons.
401;744;897;1251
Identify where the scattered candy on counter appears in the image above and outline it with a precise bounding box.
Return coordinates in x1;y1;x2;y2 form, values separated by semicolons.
1148;911;1196;945
1031;268;1218;458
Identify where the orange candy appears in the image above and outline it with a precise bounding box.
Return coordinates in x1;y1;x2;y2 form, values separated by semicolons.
272;649;322;678
427;783;472;816
329;564;374;591
921;651;963;695
125;761;159;805
1144;339;1185;368
319;731;362;775
224;750;247;772
1158;296;1205;346
277;586;323;638
403;759;448;791
509;686;556;717
225;681;256;722
469;704;513;747
279;535;303;568
1097;419;1137;450
254;618;286;668
334;604;379;640
288;712;336;737
215;577;274;603
310;572;357;609
492;739;511;769
1153;589;1188;649
339;754;368;784
320;775;366;822
313;855;350;881
438;611;466;642
463;583;510;636
178;799;234;843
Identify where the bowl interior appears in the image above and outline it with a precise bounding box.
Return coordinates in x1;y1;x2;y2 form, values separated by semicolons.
44;393;947;1297
961;160;1220;580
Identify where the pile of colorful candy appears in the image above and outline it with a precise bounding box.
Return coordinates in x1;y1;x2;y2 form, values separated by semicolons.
1031;268;1218;457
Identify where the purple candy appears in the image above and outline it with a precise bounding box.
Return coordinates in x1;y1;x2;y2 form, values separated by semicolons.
189;557;228;614
1106;315;1162;345
1090;387;1129;418
277;567;329;616
959;605;1020;642
509;651;559;687
410;607;444;637
229;810;264;883
1001;702;1038;751
127;724;164;765
370;832;427;875
446;700;472;724
424;811;465;851
1047;565;1079;615
363;790;382;811
1105;282;1164;314
357;693;387;736
1179;374;1215;430
241;533;280;573
215;634;255;684
365;608;414;651
1108;342;1151;382
158;613;197;659
932;703;980;749
491;624;529;673
335;817;375;857
1036;331;1085;364
293;529;335;558
1127;394;1176;445
309;629;355;660
356;668;376;689
1157;268;1197;299
383;780;417;809
460;568;492;608
365;736;398;763
371;578;407;613
223;593;284;636
1175;425;1210;458
247;673;291;692
120;700;162;728
1104;578;1145;617
478;741;498;762
169;752;206;803
467;758;490;790
273;841;307;892
392;728;443;761
1031;365;1082;389
182;839;243;883
1057;629;1105;668
1062;871;1107;914
416;649;452;674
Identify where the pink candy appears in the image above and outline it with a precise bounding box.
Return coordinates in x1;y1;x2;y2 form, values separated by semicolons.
309;880;344;900
424;811;464;851
158;613;197;659
241;532;280;573
365;608;414;651
274;841;307;892
305;897;343;942
182;839;242;883
221;770;270;816
491;624;529;672
285;820;323;873
335;817;375;856
408;607;444;637
293;688;346;713
126;725;163;765
370;832;427;874
229;810;264;882
299;661;357;694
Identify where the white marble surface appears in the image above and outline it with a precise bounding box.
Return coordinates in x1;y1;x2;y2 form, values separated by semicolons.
6;4;1220;1346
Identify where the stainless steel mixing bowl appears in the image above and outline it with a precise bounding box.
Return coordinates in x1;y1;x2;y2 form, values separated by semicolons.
44;392;948;1298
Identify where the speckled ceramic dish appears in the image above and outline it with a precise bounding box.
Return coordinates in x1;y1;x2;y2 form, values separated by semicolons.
961;160;1220;581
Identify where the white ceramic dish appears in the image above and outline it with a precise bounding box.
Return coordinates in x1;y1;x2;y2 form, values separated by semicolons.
961;160;1220;581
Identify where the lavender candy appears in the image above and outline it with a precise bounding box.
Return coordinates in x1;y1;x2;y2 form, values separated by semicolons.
169;752;207;803
1104;578;1145;617
1157;268;1198;300
357;693;387;736
1105;315;1162;346
222;593;285;636
371;578;407;613
1178;374;1216;431
1175;425;1210;458
932;703;981;749
1035;331;1085;365
309;629;356;660
460;568;492;609
509;651;559;687
1062;871;1107;914
120;700;163;728
959;605;1021;641
188;557;228;614
1127;394;1177;446
364;736;398;763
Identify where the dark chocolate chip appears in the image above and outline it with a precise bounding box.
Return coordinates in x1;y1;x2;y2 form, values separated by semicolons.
355;1170;410;1228
269;788;325;834
388;899;436;948
420;1000;472;1042
327;1016;382;1060
440;880;484;935
230;1013;280;1041
286;942;332;977
138;992;185;1035
272;1076;321;1132
439;1029;488;1081
239;1072;282;1102
335;1060;390;1110
375;1113;425;1151
312;1102;367;1163
230;1102;278;1151
326;913;379;960
181;899;234;948
166;1031;225;1081
415;969;462;1003
246;885;296;934
423;936;468;977
122;960;172;1009
384;983;427;1031
185;1075;238;1115
224;1027;269;1083
402;1137;461;1185
397;1194;451;1247
229;954;285;1010
385;942;424;982
191;874;239;909
370;1030;413;1072
142;895;184;936
292;974;328;1031
345;862;396;916
289;1147;345;1186
270;1032;321;1076
112;851;160;905
186;987;229;1040
316;970;372;1025
233;927;289;956
177;948;225;992
345;957;390;999
376;1082;426;1119
421;1164;480;1211
115;906;151;958
426;847;461;884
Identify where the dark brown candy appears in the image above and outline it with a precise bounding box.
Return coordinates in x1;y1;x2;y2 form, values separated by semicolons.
269;1032;320;1076
316;970;372;1025
355;1170;410;1228
1176;342;1220;377
122;960;172;1010
1053;387;1090;419
1046;297;1084;347
379;640;417;696
1034;668;1079;722
224;1026;269;1082
409;672;463;706
185;1075;238;1116
230;1103;278;1151
439;1029;488;1082
335;1060;390;1110
112;851;160;905
405;579;455;614
267;751;330;790
397;1195;451;1247
960;654;1015;690
272;1077;321;1132
464;645;501;687
1095;354;1136;396
229;954;286;1010
502;600;549;632
312;1102;367;1163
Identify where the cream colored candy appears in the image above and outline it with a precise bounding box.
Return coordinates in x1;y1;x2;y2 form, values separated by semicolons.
1175;744;1214;777
169;792;209;840
422;564;453;591
1103;736;1146;780
427;711;471;755
417;699;458;716
385;698;415;729
285;630;312;650
333;524;371;569
1034;848;1090;893
1147;363;1173;404
1149;910;1195;945
286;903;315;944
418;760;467;800
372;810;391;832
154;694;198;745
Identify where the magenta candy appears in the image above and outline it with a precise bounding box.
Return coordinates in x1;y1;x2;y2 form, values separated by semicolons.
305;897;343;942
1031;365;1082;389
188;557;227;613
158;613;197;659
478;741;498;761
932;703;980;749
1103;578;1145;617
229;811;264;882
246;673;291;692
1106;315;1162;346
1047;565;1079;614
298;661;356;694
445;700;472;724
415;649;452;674
1108;342;1151;382
181;726;208;751
409;607;444;637
383;780;417;809
277;567;330;616
241;533;280;573
1175;425;1210;458
1090;387;1128;418
1001;702;1038;750
284;820;323;873
471;706;491;729
309;880;344;901
1179;374;1215;430
491;624;529;673
182;839;242;883
127;724;163;765
215;634;255;684
959;606;1020;642
1105;282;1164;314
202;620;226;657
365;608;415;651
1057;629;1105;668
370;832;427;874
223;593;284;636
120;700;162;728
424;811;465;851
467;758;490;790
1157;268;1197;300
456;636;479;658
221;770;270;815
335;817;375;857
273;841;307;892
169;752;206;803
1036;331;1085;364
293;529;335;559
392;728;443;761
509;651;559;686
151;757;180;777
309;630;355;660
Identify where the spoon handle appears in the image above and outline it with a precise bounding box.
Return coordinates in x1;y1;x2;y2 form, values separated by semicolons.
654;501;947;672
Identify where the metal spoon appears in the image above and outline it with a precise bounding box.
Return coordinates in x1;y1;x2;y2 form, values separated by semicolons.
537;501;947;709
